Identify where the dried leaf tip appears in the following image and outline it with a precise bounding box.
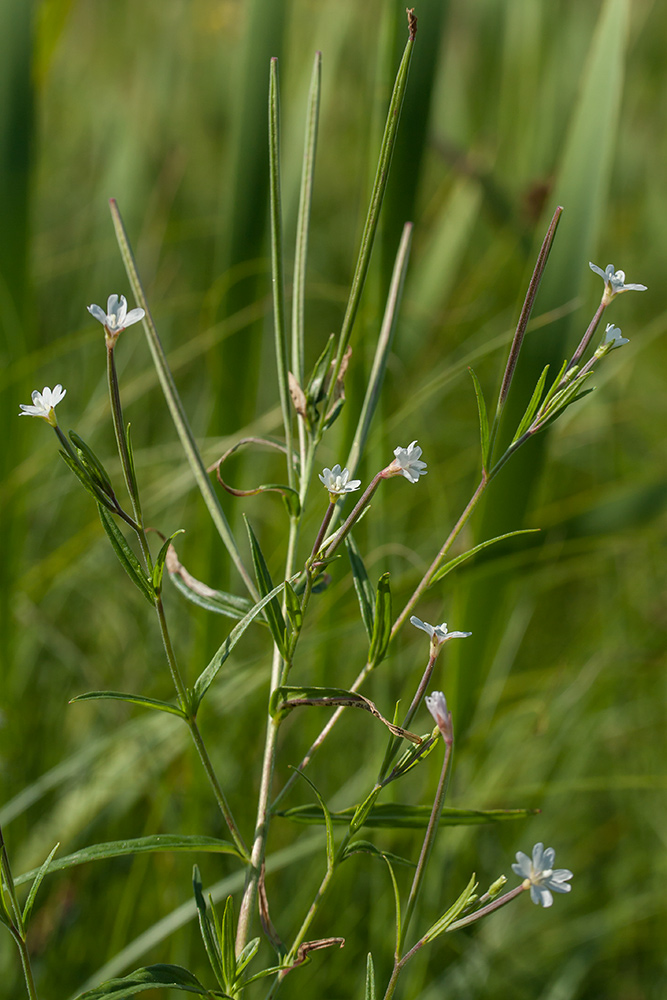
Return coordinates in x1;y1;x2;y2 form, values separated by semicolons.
407;8;418;40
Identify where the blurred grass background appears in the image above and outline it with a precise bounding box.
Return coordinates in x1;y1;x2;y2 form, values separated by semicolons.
1;0;666;997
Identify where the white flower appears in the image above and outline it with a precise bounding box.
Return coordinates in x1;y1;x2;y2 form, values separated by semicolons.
601;322;629;351
512;843;573;908
87;294;145;335
425;690;453;744
386;440;427;483
19;385;66;426
318;465;362;497
589;262;647;301
410;616;472;647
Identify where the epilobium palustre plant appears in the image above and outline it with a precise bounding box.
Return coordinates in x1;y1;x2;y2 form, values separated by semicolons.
8;9;648;1000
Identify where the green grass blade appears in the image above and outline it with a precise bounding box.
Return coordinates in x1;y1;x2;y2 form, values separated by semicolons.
14;836;245;888
268;59;294;488
109;199;257;601
69;691;186;719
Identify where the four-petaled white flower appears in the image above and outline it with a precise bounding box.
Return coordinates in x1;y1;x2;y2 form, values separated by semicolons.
589;262;647;303
512;843;573;908
87;294;145;336
425;690;453;744
19;385;66;426
601;322;629;351
410;616;472;649
319;465;362;498
386;440;427;483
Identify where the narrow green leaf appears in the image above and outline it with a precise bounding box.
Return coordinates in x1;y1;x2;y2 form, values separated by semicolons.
290;768;334;875
167;548;261;622
69;691;186;719
69;430;114;497
71;964;214;999
59;450;115;510
424;872;478;942
469;368;490;469
369;573;391;668
124;423;142;521
277;804;537;829
536;358;569;413
192;866;224;988
381;734;439;785
97;504;154;604
345;536;374;641
383;854;402;954
22;842;59;925
14;836;245;888
292;51;321;390
342;841;415;868
429;529;540;585
283;581;302;635
245;518;288;658
365;953;376;1000
305;332;336;412
511;364;550;443
221;895;236;990
109;199;257;602
236;938;260;978
349;786;381;836
152;529;185;594
192;579;287;710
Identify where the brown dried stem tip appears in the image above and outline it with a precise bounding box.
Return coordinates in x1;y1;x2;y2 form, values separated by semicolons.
407;8;418;40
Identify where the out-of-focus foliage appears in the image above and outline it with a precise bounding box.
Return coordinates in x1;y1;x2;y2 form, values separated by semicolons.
1;0;665;997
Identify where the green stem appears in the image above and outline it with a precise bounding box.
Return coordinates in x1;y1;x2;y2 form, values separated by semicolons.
154;597;248;859
399;739;453;951
0;826;38;1000
392;475;488;636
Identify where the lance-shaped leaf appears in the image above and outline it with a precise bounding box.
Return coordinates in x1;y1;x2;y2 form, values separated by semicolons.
345;536;374;640
192;865;224;989
152;530;185;594
365;953;376;1000
70;964;216;999
14;835;245;888
69;691;187;719
220;894;236;992
423;873;478;943
69;430;115;499
59;450;117;512
166;545;261;622
22;842;59;925
380;733;439;786
305;333;336;419
369;573;391;667
511;364;551;443
348;785;381;835
245;517;288;658
97;504;154;604
469;368;491;470
283;581;302;636
192;579;288;711
124;423;142;521
276;804;537;829
429;529;540;585
270;686;421;745
235;938;260;979
290;768;334;874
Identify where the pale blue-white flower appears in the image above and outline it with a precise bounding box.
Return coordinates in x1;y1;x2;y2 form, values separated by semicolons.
410;616;471;647
318;465;361;498
386;440;427;483
601;322;629;351
87;294;145;336
425;690;453;744
19;385;66;426
512;843;573;908
589;262;647;302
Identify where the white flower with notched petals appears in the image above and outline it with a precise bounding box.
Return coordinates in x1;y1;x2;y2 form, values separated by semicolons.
87;294;145;335
19;385;66;426
589;262;647;302
410;616;471;647
386;440;427;483
601;322;629;351
512;843;573;908
318;465;361;498
425;690;453;744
